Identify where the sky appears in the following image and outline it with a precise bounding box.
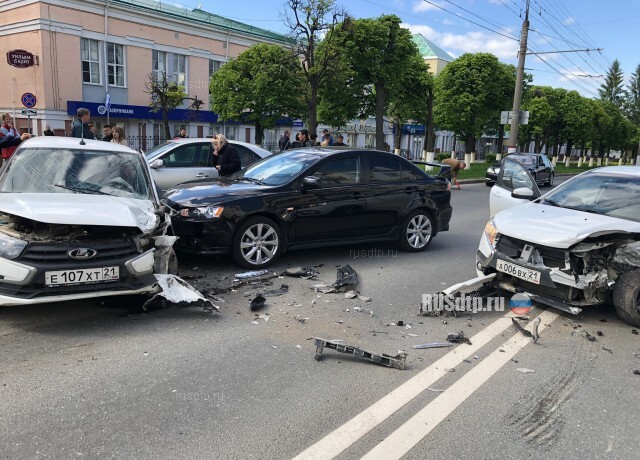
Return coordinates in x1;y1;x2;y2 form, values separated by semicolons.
182;0;640;98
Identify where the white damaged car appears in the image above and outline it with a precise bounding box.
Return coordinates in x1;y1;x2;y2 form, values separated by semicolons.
477;158;640;326
0;137;193;307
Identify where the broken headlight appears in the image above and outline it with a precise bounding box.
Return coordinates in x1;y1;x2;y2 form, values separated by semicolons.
483;219;499;250
179;206;224;219
0;232;28;260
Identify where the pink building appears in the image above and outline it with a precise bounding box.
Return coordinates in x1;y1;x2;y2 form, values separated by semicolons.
0;0;290;146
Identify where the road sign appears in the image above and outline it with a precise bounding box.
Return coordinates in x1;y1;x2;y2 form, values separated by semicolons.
500;110;529;125
21;108;37;116
21;92;37;108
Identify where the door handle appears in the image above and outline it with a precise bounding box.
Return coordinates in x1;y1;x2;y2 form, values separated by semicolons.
195;173;209;178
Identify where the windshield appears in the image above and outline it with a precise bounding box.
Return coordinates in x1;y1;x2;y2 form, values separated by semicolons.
512;155;536;165
0;148;152;200
543;172;640;222
238;150;324;186
144;141;179;159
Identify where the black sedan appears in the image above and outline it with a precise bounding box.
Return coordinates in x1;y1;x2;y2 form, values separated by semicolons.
486;153;554;187
163;148;453;268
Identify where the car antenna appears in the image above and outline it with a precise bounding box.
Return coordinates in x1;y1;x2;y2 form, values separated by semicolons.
79;120;85;146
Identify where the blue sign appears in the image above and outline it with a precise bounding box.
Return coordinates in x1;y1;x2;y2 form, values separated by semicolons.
21;92;37;108
67;100;219;123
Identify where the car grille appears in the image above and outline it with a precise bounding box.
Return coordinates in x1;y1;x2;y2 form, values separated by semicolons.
496;235;567;269
18;239;139;267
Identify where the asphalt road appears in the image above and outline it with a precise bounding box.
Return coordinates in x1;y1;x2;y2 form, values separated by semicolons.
2;180;640;459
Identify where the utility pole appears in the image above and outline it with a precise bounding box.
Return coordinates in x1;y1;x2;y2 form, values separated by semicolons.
508;0;530;152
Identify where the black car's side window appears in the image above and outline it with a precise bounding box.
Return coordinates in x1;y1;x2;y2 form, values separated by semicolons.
312;157;360;186
370;154;403;182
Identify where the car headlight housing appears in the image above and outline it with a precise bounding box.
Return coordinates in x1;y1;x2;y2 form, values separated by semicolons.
484;219;499;250
0;232;28;260
180;206;224;219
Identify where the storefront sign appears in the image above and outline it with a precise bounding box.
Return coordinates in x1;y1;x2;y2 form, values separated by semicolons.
6;49;37;68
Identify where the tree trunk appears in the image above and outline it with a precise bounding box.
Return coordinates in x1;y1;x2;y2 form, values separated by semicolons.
497;124;505;155
375;83;386;151
254;122;264;145
464;133;475;154
308;84;318;136
565;139;574;159
163;109;170;140
534;134;542;153
394;122;402;150
425;88;435;152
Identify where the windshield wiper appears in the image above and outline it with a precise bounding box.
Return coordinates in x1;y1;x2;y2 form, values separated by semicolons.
543;198;561;207
54;184;111;195
237;177;264;185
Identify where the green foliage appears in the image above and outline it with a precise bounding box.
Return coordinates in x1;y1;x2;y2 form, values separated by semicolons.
599;59;626;109
145;72;188;139
484;153;496;164
434;53;515;153
625;63;640;124
209;44;305;144
435;152;450;162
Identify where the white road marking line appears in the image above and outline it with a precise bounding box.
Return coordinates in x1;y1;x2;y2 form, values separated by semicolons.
293;313;527;460
360;310;559;460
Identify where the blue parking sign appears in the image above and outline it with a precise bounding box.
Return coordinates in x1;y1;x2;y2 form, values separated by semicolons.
21;92;37;108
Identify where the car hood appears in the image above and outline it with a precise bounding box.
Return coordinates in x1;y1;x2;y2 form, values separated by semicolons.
164;179;272;206
0;193;159;233
494;202;640;248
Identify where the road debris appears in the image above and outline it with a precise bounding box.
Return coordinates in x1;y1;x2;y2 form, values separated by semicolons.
412;342;453;349
511;317;541;342
235;269;269;280
345;290;359;299
250;294;266;311
427;387;446;393
313;337;407;370
517;368;535;373
634;370;640;375
284;267;318;279
311;284;338;294
333;265;358;288
602;346;613;353
263;284;289;297
632;329;639;335
446;332;472;345
397;320;404;327
143;274;220;312
295;315;309;323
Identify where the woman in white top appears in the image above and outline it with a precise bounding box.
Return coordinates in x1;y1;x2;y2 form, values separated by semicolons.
111;126;128;146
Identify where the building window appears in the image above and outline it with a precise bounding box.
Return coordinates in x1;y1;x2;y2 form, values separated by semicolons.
173;54;186;87
81;38;101;84
107;43;125;87
152;50;167;80
209;59;223;78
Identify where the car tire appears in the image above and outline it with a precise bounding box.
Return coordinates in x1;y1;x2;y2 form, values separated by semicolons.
399;210;435;252
485;180;494;187
613;269;640;327
545;173;555;187
232;216;283;269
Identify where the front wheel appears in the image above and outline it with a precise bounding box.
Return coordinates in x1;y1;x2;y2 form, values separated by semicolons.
545;173;555;187
232;216;283;269
399;210;435;252
612;269;640;327
485;180;494;187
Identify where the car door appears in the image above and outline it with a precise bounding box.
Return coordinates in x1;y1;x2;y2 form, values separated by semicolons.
536;155;550;183
292;155;365;243
232;144;262;169
150;142;216;191
361;152;418;236
489;157;541;217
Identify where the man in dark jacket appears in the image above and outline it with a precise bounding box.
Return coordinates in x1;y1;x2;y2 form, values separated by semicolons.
278;130;291;151
71;107;95;139
211;134;241;176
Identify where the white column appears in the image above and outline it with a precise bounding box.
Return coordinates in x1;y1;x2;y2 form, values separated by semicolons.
450;151;456;159
597;158;602;166
577;157;583;167
464;153;472;165
470;152;476;163
552;156;558;166
588;157;594;167
496;153;502;161
394;148;401;155
605;158;609;166
619;158;623;166
425;151;434;172
564;156;570;167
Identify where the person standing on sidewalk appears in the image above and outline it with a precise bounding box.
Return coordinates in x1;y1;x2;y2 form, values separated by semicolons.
71;108;95;139
442;158;466;190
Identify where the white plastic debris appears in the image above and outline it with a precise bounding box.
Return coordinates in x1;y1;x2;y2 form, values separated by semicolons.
144;274;220;311
517;368;535;373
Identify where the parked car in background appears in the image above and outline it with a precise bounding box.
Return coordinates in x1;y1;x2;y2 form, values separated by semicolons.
163;148;453;268
0;137;175;306
485;153;554;187
145;138;272;191
479;159;640;326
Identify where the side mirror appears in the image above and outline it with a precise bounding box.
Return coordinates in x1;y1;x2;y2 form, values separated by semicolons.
301;175;320;189
151;159;164;169
511;187;535;200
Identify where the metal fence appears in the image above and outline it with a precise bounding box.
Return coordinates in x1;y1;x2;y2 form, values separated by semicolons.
126;136;168;152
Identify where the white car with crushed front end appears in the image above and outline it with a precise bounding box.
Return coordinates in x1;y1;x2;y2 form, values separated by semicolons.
478;158;640;326
0;137;177;306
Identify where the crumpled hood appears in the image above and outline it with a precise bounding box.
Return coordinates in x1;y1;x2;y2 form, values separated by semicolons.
0;193;159;233
494;202;640;248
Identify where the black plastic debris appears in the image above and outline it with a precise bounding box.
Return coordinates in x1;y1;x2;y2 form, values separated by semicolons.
632;329;639;335
313;337;406;370
413;342;453;349
511;317;541;342
397;320;404;327
263;284;289;297
633;370;640;375
284;267;318;279
446;332;472;345
250;294;266;311
596;330;604;337
333;265;358;288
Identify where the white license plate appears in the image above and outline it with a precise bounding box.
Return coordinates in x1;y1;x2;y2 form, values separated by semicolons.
496;259;541;284
45;266;119;287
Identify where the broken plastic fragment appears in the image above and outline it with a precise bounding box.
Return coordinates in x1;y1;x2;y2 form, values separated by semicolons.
345;290;359;299
517;368;535;373
284;267;318;278
333;265;358;288
357;295;371;302
250;294;266;311
143;274;220;312
412;342;453;349
235;269;269;280
446;332;472;345
313;337;407;370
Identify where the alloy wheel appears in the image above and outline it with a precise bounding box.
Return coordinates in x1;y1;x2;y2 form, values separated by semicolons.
406;214;432;249
239;222;280;266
